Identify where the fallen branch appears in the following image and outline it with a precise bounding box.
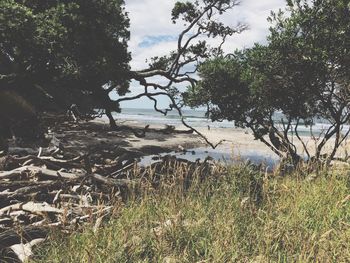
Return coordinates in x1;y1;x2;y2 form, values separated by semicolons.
0;202;63;216
0;166;136;187
0;227;47;249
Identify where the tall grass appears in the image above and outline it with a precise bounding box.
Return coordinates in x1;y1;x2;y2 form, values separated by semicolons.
33;162;350;262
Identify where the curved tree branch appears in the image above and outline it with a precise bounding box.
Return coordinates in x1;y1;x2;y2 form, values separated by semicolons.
109;0;246;149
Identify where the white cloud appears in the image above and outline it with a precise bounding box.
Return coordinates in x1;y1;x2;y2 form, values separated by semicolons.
120;0;286;108
125;0;285;69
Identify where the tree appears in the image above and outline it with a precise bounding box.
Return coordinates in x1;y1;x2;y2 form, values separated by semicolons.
186;0;350;165
0;0;130;129
1;0;247;134
269;0;350;163
114;0;246;144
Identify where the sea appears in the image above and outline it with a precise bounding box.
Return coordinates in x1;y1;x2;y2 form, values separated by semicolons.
107;108;349;168
112;108;349;135
112;108;234;129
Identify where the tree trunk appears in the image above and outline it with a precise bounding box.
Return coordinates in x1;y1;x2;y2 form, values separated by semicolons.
105;107;117;130
94;89;118;130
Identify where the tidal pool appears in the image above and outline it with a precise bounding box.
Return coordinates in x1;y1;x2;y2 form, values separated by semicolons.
139;146;279;170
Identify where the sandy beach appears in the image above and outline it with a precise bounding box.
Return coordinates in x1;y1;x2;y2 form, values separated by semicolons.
18;117;344;168
84;119;349;165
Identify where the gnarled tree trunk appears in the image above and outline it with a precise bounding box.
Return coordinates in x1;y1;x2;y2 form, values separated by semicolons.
105;107;117;130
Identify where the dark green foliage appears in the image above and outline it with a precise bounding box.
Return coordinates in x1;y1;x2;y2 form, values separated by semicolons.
185;56;250;121
1;0;245;133
0;0;130;120
186;0;350;163
171;2;198;23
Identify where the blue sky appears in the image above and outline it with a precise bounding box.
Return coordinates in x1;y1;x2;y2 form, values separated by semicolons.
115;0;286;109
138;35;179;48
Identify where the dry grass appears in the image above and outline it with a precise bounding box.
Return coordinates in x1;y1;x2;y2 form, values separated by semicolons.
33;162;350;262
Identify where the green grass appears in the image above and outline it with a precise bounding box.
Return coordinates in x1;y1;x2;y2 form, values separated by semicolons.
33;164;350;262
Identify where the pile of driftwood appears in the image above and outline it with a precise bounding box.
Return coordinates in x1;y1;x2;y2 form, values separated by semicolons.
0;143;139;262
0;114;219;262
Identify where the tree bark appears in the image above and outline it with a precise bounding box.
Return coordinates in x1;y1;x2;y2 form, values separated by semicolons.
95;89;118;130
105;107;117;130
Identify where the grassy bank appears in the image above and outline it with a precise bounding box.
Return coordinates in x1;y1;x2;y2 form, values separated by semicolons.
33;163;350;262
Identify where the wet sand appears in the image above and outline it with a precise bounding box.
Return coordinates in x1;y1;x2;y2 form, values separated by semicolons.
105;119;349;162
36;118;347;166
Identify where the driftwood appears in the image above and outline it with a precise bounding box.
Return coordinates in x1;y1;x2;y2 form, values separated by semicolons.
114;124;194;138
0;120;215;262
0;140;139;262
0;166;134;186
11;238;46;262
0;227;47;249
7;147;57;157
0;202;63;216
148;125;194;135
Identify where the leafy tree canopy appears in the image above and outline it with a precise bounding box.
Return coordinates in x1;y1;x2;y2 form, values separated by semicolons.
1;0;245;132
0;0;130;115
186;0;350;164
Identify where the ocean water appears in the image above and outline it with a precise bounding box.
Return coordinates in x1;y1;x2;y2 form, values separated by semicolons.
112;108;350;136
112;108;234;128
108;108;349;167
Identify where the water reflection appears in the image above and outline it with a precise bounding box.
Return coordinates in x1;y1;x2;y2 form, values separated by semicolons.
139;147;279;170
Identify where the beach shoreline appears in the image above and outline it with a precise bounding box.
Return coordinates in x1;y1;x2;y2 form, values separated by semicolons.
8;116;344;167
96;117;349;164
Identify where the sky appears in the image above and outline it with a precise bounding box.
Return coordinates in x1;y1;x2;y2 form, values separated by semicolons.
117;0;286;109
